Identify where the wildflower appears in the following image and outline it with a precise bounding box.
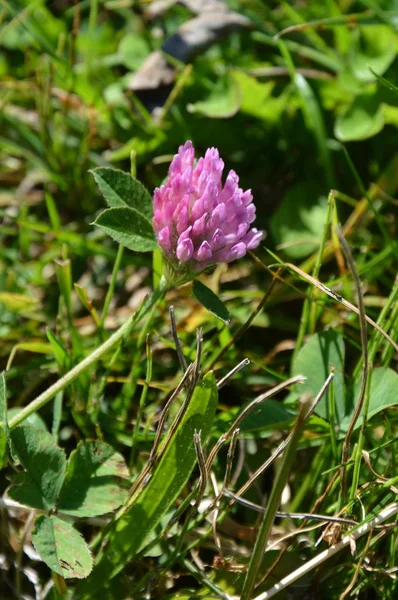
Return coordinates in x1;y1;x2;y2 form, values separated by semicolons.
153;141;263;285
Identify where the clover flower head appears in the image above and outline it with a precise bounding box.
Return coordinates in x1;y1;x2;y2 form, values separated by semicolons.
152;141;263;284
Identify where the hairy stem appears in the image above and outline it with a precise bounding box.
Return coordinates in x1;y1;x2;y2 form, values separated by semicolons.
9;281;167;431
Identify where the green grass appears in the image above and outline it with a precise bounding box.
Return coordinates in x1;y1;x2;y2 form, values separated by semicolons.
1;1;398;599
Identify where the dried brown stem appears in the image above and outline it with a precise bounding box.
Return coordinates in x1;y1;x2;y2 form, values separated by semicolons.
232;373;334;502
337;228;368;499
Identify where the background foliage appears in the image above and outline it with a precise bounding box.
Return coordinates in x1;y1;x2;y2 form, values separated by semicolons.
1;1;398;599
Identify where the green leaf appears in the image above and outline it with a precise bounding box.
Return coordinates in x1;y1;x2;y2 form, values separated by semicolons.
270;182;329;258
239;399;294;432
118;34;150;71
0;292;39;314
0;373;8;470
76;372;218;597
9;425;66;510
107;130;166;163
90;167;153;219
54;259;73;318
32;515;92;579
6;342;52;372
187;72;241;118
7;409;48;431
193;280;230;324
47;328;70;370
94;207;157;253
383;104;398;127
292;331;345;424
335;95;385;142
74;284;100;326
293;72;332;183
232;71;287;123
349;26;396;84
340;367;398;434
58;441;129;518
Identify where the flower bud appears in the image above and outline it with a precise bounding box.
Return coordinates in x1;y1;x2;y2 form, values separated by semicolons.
153;141;264;285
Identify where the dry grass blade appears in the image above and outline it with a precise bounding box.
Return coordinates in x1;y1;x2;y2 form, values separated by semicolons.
149;363;194;463
193;430;208;510
222;429;240;493
246;503;398;600
210;429;241;562
240;393;314;600
232;373;334;501
230;437;246;487
339;530;373;600
193;327;203;382
337;228;368;499
222;489;357;525
206;375;306;470
217;358;250;389
209;269;282;369
129;360;196;499
273;12;379;41
282;262;398;352
152;327;204;466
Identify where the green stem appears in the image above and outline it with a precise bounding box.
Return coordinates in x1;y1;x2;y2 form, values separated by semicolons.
240;396;311;600
349;366;373;502
88;0;98;38
100;244;125;331
354;279;398;378
181;557;230;600
308;191;334;331
328;375;338;463
129;337;153;467
292;191;334;363
289;443;327;512
381;300;398;366
118;299;160;416
9;281;168;431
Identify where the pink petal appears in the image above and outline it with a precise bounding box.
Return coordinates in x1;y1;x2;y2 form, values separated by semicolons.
220;170;239;203
174;195;189;234
177;226;192;244
192;157;204;185
225;192;243;218
176;238;194;263
180;140;195;170
180;166;193;195
170;174;182;197
192;213;207;238
169;154;182;176
164;201;175;223
157;226;172;252
191;196;205;221
244;228;264;250
153;187;163;211
176;204;189;236
203;181;218;212
246;203;256;224
208;203;226;231
210;228;225;251
225;242;247;262
236;221;250;239
242;189;253;206
152;210;164;233
196;241;213;263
